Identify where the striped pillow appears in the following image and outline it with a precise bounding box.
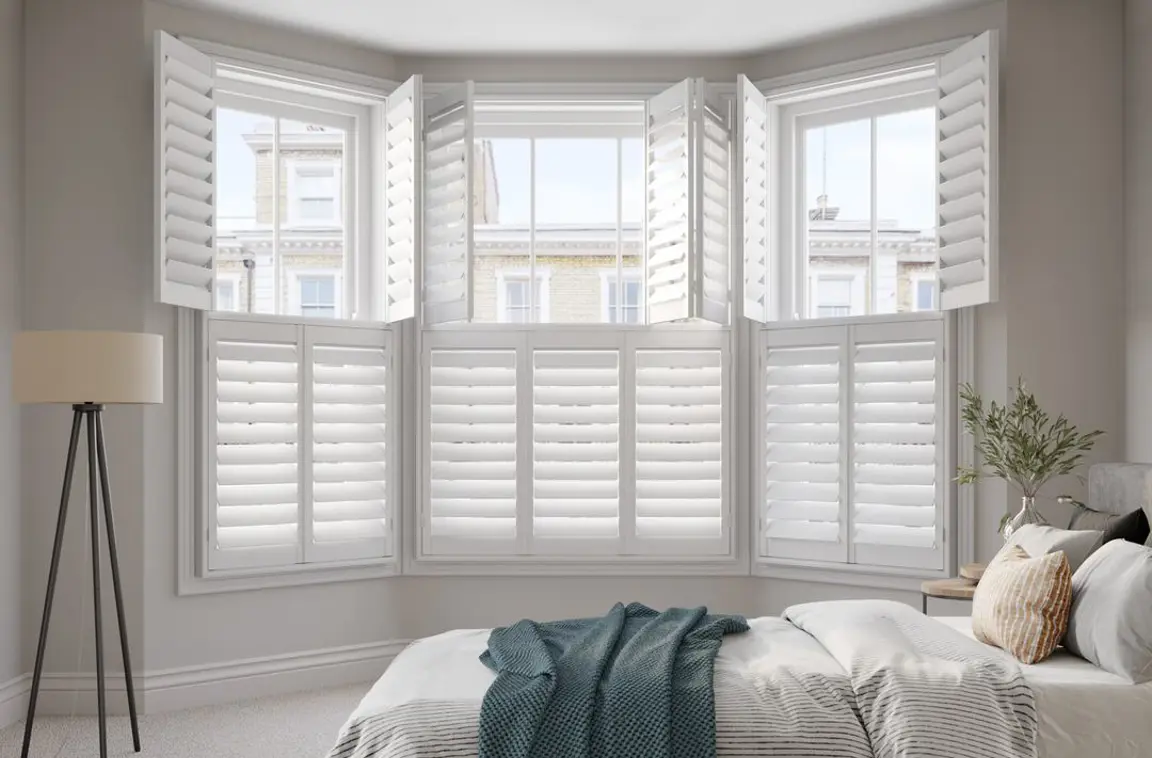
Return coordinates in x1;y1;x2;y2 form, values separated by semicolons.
971;544;1073;664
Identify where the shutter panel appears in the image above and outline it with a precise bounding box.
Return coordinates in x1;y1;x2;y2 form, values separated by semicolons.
851;320;944;570
423;83;475;325
379;76;421;323
762;328;846;563
738;75;774;323
645;81;692;324
427;348;518;553
533;350;620;549
936;30;999;310
634;349;725;554
694;80;730;325
208;320;301;571
306;326;391;563
155;31;217;310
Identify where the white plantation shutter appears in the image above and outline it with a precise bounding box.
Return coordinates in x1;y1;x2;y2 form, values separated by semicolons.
936;31;999;310
694;80;730;326
423;83;475;325
851;320;944;570
645;81;692;324
154;31;217;311
379;75;421;322
208;320;301;571
737;75;774;323
761;328;846;563
306;327;391;563
427;348;518;554
634;349;726;554
533;350;620;550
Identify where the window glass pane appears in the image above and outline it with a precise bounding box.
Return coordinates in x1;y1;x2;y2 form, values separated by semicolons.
805;119;871;319
474;139;531;323
299;275;337;319
877;108;937;314
915;278;937;311
215;108;267;315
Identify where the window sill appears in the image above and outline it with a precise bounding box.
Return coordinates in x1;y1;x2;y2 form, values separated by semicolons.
404;556;748;577
753;560;951;592
177;561;398;596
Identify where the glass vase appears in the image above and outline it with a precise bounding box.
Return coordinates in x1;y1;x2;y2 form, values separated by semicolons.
1001;495;1049;542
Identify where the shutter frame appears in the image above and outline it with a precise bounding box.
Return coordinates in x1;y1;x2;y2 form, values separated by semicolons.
936;30;999;310
155;30;217;311
422;82;475;325
377;75;422;323
692;79;731;326
737;74;776;323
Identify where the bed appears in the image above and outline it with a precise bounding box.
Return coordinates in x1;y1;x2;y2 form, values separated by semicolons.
329;465;1152;758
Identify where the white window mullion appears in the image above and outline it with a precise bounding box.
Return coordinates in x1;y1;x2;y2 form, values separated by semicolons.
616;138;625;325
272;118;282;316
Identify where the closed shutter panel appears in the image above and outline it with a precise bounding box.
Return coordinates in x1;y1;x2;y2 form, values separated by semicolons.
737;75;774;323
155;31;217;311
852;320;944;570
307;326;391;563
208;320;301;571
533;350;620;551
762;328;846;563
427;348;518;554
634;349;725;554
695;81;730;326
423;83;475;325
646;81;692;324
937;30;999;310
380;75;421;323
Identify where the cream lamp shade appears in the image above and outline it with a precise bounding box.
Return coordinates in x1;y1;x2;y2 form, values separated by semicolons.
13;331;164;405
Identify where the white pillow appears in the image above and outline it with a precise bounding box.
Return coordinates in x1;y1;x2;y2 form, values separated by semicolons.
1008;524;1103;573
1064;540;1152;683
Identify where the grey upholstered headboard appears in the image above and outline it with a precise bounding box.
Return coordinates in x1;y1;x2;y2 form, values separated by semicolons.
1087;463;1152;516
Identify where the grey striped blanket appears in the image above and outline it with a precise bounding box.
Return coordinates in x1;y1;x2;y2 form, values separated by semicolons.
329;600;1037;758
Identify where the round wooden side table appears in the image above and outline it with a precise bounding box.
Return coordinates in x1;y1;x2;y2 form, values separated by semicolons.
921;562;986;614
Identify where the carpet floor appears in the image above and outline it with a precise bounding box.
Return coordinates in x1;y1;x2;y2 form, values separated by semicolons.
0;684;365;758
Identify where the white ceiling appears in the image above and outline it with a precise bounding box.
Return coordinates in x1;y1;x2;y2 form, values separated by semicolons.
168;0;986;56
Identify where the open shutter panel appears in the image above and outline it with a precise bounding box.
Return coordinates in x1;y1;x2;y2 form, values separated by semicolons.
851;320;944;570
634;349;725;554
533;350;621;549
155;31;217;310
693;80;730;325
427;348;518;553
762;328;847;563
645;81;692;324
380;76;421;322
423;83;475;325
936;30;999;310
306;327;391;563
737;75;774;323
208;320;301;571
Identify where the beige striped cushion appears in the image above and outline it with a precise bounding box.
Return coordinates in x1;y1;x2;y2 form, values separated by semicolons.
971;544;1072;664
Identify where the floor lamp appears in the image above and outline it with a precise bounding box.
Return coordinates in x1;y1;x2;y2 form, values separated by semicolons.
14;331;163;758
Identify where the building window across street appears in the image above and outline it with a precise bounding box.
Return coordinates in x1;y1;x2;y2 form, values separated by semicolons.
298;275;337;319
498;272;549;323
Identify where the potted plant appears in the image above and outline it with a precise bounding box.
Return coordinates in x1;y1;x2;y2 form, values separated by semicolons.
956;379;1104;540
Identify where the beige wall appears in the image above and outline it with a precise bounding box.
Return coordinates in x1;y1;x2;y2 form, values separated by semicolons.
0;0;24;720
1128;0;1152;462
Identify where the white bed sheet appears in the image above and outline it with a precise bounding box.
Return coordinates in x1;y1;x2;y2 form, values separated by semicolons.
347;618;1152;758
935;616;1152;758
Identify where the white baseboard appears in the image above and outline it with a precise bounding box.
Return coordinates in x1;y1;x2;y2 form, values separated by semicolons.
0;639;411;723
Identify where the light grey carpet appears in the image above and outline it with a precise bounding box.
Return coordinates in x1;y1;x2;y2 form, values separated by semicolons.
0;684;365;758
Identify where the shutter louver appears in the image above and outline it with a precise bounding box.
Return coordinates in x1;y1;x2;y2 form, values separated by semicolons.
428;349;518;553
645;81;692;324
423;83;475;325
307;327;390;563
936;30;999;310
208;321;301;571
852;321;944;570
381;75;420;323
533;351;620;548
634;349;725;553
737;75;773;323
695;80;730;326
762;329;846;563
155;31;217;311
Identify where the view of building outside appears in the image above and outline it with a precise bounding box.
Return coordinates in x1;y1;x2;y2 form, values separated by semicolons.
213;105;938;322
